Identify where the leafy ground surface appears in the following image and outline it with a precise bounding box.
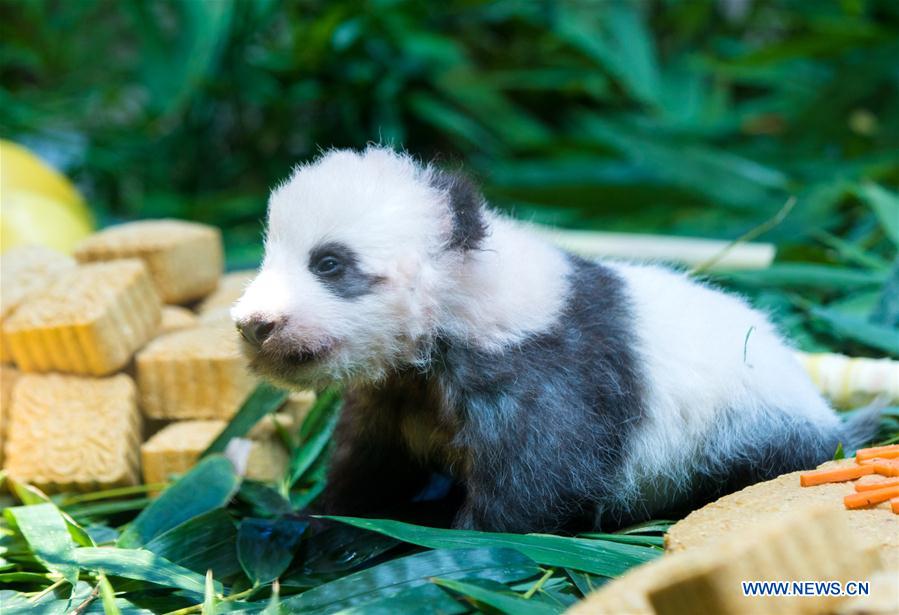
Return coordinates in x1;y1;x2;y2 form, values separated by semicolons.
2;1;899;613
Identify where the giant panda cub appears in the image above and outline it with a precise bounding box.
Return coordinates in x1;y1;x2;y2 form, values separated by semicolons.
232;146;878;533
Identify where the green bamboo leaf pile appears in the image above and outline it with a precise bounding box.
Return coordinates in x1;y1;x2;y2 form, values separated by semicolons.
278;547;539;614
0;420;665;612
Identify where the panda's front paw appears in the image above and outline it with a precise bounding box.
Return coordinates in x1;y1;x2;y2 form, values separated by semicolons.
451;503;477;530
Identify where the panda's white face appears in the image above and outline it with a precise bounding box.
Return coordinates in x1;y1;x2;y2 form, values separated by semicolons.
231;147;455;387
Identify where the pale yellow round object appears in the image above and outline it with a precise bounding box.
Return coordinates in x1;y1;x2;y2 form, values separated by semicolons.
0;190;93;254
0;140;94;254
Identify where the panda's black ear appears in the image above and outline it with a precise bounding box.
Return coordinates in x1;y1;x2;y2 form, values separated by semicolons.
429;169;488;251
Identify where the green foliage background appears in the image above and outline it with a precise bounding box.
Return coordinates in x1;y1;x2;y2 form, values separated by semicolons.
1;1;898;613
1;0;896;251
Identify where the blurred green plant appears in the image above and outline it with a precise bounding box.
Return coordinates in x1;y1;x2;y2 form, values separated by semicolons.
2;0;897;248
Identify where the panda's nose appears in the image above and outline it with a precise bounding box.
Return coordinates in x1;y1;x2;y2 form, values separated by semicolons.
236;317;277;347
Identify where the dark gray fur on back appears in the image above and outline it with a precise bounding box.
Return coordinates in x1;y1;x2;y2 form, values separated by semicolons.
321;255;647;532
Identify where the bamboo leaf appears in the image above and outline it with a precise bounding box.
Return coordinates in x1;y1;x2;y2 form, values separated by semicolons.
0;572;55;583
433;577;562;615
297;387;342;441
555;3;660;106
118;456;239;548
326;517;658;576
616;520;675;535
0;580;95;615
332;583;464;614
280;547;537;614
237;480;294;518
73;547;218;595
144;509;240;578
578;533;664;547
573;113;789;210
808;305;899;356
5;504;79;586
858;183;899;248
237;517;308;585
6;477;94;546
203;383;289;457
289;411;339;487
715;264;886;290
260;579;281;615
872;261;899;328
98;573;122;615
203;569;217;614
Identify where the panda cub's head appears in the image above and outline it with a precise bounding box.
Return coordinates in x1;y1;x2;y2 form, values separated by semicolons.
232;146;487;388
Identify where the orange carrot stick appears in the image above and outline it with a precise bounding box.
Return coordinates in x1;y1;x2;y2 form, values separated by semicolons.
855;443;899;456
855;478;899;492
856;444;899;463
873;461;899;477
799;465;874;486
892;498;899;515
844;485;899;509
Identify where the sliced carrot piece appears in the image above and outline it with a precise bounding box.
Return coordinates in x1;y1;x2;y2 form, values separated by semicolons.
856;444;899;463
873;461;899;477
855;443;899;456
892;498;899;515
844;485;899;509
855;478;899;492
799;465;874;486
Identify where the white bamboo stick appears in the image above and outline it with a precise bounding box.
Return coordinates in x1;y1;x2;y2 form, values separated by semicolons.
797;352;899;409
533;225;776;271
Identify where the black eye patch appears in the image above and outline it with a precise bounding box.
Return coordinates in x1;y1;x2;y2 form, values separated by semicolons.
308;242;381;299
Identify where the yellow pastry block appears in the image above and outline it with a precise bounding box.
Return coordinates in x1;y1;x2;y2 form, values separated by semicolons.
197;270;256;314
3;260;161;375
247;412;297;447
244;438;290;483
4;373;141;492
136;323;256;419
74;219;223;304
197;307;234;327
141;420;226;486
0;245;76;362
282;390;316;426
141;419;289;486
0;365;20;465
158;305;197;335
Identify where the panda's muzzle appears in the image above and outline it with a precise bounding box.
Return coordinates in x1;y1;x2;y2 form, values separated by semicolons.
236;315;332;375
236;316;277;347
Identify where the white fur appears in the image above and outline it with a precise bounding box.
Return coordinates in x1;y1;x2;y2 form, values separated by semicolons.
232;146;571;384
609;262;839;504
438;212;571;351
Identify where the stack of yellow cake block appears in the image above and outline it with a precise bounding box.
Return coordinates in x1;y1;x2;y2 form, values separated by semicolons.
0;219;315;493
